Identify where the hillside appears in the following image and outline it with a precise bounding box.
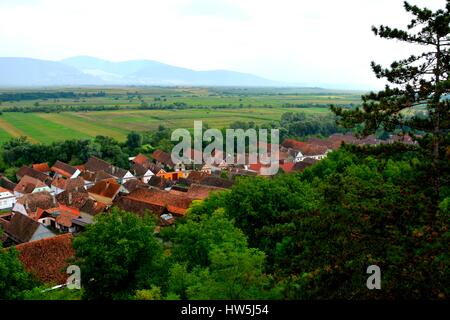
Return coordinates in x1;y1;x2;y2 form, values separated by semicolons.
0;56;284;87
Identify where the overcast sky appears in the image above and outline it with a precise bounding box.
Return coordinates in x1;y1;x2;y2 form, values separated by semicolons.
0;0;446;89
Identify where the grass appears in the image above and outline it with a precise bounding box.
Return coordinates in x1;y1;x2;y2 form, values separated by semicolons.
0;86;360;144
0;113;92;143
0;107;334;144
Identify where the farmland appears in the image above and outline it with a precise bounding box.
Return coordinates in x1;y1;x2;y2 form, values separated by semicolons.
0;87;363;144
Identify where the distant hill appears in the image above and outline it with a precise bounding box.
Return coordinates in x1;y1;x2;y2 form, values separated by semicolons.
60;56;284;86
0;57;100;87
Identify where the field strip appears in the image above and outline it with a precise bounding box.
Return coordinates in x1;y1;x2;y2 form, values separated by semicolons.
0;116;38;143
38;113;128;141
2;113;92;143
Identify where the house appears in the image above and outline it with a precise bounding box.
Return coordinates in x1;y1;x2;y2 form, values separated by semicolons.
292;158;318;172
13;233;74;284
131;163;154;183
121;179;149;194
184;183;225;200
158;171;185;181
86;178;121;205
51;176;85;195
115;188;193;218
282;139;329;162
51;161;81;179
71;213;94;233
83;156;133;183
16;166;52;185
84;156;111;173
56;190;107;216
0;175;17;192
35;205;81;233
105;165;134;184
32;163;51;175
14;175;52;197
148;175;175;190
0;186;16;210
1;212;55;244
186;171;210;184
12;191;57;216
152;149;175;169
131;153;151;166
80;170;116;189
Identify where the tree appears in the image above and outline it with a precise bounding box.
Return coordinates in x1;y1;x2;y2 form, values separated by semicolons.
72;209;165;299
0;229;36;299
126;131;142;151
331;1;450;201
183;245;275;300
171;208;248;269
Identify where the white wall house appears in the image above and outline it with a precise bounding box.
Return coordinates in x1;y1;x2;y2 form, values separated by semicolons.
141;169;154;183
121;171;135;184
0;187;16;210
294;150;330;163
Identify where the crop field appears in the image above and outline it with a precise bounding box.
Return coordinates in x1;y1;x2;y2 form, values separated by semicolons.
0;87;363;144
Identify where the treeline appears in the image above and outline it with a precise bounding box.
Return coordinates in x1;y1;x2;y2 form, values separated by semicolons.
0;100;346;114
0;91;106;102
1;104;122;113
0;126;174;180
279;112;349;139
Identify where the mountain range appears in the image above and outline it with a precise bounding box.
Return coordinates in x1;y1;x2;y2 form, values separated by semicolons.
0;56;284;87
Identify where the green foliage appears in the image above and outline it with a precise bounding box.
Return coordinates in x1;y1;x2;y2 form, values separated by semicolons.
0;135;131;169
135;286;162;300
72;208;165;299
188;145;449;299
22;287;82;300
171;208;248;269
0;233;36;299
126;131;142;151
279;111;347;139
184;245;275;300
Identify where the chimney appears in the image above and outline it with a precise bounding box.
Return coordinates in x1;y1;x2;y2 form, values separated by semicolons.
52;194;57;206
25;199;29;211
68;192;73;205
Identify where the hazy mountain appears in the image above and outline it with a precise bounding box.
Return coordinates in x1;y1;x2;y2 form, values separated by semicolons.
60;56;284;86
0;57;100;87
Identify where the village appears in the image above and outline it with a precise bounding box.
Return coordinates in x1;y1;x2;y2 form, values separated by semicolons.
0;132;415;285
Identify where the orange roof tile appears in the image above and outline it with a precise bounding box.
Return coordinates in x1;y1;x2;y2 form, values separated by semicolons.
14;234;74;285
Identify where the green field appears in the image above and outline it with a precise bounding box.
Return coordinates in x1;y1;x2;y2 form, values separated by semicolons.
0;87;363;144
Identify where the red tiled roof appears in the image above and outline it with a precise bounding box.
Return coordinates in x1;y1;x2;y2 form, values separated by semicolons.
185;184;225;200
282;139;329;156
14;175;47;194
0;186;12;194
51;176;85;191
117;188;192;216
280;162;296;173
51;161;79;178
87;178;121;199
133;154;150;166
32;163;50;173
14;234;74;285
16;166;51;184
16;191;56;213
84;156;111;173
152;150;175;167
187;171;210;183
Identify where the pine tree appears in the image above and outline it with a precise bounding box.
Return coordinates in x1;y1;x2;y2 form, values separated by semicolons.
331;1;450;201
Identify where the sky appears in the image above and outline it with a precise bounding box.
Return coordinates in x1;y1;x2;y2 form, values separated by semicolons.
0;0;447;89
